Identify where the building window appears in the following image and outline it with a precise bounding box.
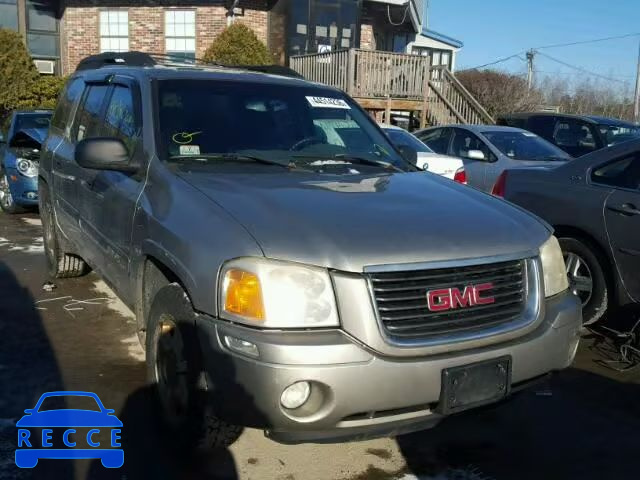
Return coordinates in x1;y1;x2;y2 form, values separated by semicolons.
165;10;196;61
0;0;18;31
100;10;129;53
26;0;59;58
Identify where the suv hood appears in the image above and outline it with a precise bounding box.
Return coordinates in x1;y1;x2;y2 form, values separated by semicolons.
178;171;550;272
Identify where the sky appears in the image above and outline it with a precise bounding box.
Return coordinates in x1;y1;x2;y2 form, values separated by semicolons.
429;0;640;91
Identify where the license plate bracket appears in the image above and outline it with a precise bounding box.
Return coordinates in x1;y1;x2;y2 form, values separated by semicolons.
438;356;511;415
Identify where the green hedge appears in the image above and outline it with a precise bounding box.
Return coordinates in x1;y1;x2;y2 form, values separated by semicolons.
203;23;273;66
0;28;66;122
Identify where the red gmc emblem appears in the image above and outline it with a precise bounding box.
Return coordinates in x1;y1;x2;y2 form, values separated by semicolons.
427;283;495;312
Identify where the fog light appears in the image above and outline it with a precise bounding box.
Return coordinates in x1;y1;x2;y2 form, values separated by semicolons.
280;381;311;410
26;192;37;200
223;335;259;358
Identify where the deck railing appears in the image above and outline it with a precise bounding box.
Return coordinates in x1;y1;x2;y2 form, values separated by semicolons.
290;48;494;126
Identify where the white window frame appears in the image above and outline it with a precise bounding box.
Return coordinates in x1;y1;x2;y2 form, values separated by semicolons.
99;10;129;53
165;10;196;61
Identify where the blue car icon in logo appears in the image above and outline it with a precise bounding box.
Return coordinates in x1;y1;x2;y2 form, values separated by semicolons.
15;391;123;468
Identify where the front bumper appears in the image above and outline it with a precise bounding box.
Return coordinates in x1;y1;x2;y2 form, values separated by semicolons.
195;290;581;444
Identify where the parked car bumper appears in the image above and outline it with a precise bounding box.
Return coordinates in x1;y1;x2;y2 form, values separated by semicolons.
195;290;581;444
5;168;38;206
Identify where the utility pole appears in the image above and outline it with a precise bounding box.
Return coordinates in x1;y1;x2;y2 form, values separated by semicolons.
634;40;640;123
526;49;536;91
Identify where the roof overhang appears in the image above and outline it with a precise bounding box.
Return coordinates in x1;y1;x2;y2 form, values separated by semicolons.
418;29;463;49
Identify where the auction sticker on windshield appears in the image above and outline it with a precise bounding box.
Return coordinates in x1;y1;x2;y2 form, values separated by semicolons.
306;96;351;109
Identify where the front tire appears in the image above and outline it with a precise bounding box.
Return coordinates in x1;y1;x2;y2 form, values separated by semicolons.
39;183;87;278
559;237;608;325
0;169;27;214
146;284;242;450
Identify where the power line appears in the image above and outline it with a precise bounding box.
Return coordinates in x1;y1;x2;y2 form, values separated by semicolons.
537;52;628;84
533;32;640;50
535;70;635;79
459;53;525;71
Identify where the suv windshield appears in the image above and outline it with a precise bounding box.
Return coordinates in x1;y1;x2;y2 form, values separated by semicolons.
156;80;410;171
383;128;433;153
15;113;51;131
482;130;570;161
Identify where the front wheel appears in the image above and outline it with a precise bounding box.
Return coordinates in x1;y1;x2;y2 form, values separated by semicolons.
559;237;608;325
146;284;242;450
0;170;27;214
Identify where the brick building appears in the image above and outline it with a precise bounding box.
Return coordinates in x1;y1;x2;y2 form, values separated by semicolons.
0;1;462;75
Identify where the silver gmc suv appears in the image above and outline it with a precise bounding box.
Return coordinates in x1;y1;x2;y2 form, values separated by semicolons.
38;53;582;448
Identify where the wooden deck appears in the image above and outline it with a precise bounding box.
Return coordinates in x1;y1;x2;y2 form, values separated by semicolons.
290;49;494;127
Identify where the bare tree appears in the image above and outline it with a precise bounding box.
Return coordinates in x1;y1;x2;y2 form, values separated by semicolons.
455;69;543;118
457;69;636;121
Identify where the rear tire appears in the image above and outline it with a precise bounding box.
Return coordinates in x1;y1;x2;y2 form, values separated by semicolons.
146;284;242;450
559;236;608;326
0;169;27;214
39;183;87;279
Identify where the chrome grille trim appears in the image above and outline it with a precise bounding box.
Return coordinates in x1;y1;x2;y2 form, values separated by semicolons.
365;256;542;347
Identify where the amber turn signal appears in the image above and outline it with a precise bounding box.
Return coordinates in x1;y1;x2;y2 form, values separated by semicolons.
223;269;265;321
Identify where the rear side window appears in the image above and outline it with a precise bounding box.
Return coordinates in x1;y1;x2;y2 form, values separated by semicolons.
50;77;84;134
417;128;451;154
103;85;140;153
592;155;640;190
71;84;110;143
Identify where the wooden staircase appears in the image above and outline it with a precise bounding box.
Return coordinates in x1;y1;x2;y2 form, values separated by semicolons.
290;49;494;127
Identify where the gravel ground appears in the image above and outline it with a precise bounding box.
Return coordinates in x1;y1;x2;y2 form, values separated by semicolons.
0;212;638;480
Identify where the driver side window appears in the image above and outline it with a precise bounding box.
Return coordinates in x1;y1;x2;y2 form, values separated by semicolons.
451;129;493;161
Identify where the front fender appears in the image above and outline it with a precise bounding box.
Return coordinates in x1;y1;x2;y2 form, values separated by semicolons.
137;239;198;302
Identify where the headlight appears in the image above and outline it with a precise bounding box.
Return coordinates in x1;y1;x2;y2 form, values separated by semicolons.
219;258;339;328
539;235;569;297
16;159;38;177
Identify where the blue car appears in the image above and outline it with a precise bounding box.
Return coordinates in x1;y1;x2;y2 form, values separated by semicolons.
0;110;51;213
15;391;124;468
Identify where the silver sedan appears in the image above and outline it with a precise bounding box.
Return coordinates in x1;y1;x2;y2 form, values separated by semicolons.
415;124;571;191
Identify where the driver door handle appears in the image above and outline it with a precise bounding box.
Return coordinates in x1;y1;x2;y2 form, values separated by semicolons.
607;203;640;216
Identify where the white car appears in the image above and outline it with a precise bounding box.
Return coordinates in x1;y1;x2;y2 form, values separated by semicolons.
380;124;465;180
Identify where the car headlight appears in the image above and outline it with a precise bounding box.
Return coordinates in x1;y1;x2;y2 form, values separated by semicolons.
16;159;38;178
539;235;569;297
219;258;339;328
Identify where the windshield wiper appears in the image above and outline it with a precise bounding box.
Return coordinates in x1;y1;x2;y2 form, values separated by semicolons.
168;153;293;169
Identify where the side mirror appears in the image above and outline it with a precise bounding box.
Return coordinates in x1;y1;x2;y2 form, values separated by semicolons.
75;137;138;173
397;145;418;166
467;149;486;160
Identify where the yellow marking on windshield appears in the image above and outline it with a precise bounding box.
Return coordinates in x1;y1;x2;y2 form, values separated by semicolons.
172;131;202;145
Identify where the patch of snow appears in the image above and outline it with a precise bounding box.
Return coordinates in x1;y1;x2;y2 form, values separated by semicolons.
91;280;135;320
21;218;42;226
120;334;145;362
0;236;44;254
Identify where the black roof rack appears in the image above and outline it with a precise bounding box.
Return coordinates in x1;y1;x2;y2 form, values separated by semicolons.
74;51;304;79
75;52;157;71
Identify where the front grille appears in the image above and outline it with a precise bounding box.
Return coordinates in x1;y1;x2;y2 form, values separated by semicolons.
368;260;527;340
